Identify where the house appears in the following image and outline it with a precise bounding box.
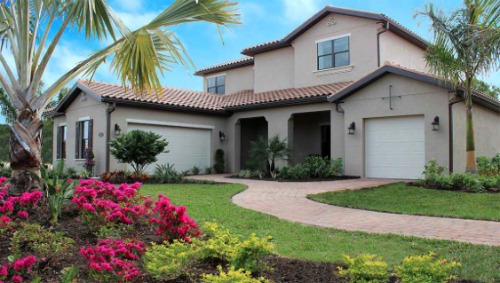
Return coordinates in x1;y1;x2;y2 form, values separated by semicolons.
49;5;500;179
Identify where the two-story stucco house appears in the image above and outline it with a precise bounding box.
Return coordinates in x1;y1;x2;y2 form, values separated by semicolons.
49;6;500;179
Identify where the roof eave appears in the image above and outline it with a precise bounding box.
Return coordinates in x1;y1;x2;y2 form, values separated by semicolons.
225;96;329;112
194;59;255;76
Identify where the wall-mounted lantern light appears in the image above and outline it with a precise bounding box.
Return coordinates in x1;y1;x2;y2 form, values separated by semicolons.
348;122;356;135
219;131;226;142
432;116;440;131
114;124;122;136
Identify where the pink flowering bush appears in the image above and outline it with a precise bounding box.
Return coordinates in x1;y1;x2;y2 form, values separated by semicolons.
0;177;43;220
72;179;153;230
150;194;201;242
0;255;37;283
80;238;145;282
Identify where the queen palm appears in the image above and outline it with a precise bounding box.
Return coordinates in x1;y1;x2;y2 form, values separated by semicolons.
418;0;500;172
0;0;240;194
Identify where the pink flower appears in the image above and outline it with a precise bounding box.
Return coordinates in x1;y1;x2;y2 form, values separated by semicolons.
0;265;8;276
17;210;29;219
11;275;23;283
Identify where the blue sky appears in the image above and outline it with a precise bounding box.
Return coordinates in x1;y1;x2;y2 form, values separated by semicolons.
0;0;499;124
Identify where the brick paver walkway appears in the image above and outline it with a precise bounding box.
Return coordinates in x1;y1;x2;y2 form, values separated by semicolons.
189;175;500;246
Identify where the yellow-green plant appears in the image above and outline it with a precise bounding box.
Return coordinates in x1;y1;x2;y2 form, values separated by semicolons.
143;240;202;280
231;233;274;273
201;266;270;283
394;252;461;283
201;222;240;261
337;254;390;283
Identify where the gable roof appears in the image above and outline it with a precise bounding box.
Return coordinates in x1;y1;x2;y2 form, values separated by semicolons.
51;80;352;116
241;5;428;56
194;57;254;76
328;64;500;112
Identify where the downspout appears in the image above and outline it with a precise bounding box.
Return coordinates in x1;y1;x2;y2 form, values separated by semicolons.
377;22;389;67
448;94;463;173
105;102;116;172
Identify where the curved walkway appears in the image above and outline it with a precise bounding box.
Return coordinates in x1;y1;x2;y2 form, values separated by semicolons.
190;175;500;246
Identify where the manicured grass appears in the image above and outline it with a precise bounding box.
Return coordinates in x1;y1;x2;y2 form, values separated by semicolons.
308;183;500;221
141;183;500;282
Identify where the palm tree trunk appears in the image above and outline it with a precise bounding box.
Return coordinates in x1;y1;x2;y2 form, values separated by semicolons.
465;106;476;173
9;108;43;195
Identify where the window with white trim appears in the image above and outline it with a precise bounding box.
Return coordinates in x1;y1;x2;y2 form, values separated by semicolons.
207;75;225;94
317;36;350;70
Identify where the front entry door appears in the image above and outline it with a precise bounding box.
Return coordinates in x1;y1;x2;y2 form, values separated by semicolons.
320;125;331;159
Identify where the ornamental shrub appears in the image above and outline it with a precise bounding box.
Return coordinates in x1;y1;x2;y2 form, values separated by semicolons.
200;222;240;261
394;252;461;283
303;156;331;178
0;255;37;283
231;233;274;273
143;240;202;280
0;177;43;218
10;223;74;265
214;149;225;173
330;157;344;176
337;254;390;283
238;170;252;178
201;266;270;283
150;194;201;242
80;238;145;282
153;163;181;183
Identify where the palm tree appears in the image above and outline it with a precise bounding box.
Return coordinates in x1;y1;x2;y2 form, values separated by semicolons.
418;0;500;173
0;0;240;194
249;135;291;179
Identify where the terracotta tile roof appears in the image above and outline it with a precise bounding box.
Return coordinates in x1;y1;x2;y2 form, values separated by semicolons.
78;80;225;111
194;57;254;76
222;82;352;109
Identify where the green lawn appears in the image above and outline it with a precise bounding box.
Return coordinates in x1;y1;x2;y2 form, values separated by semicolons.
141;183;500;282
308;183;500;221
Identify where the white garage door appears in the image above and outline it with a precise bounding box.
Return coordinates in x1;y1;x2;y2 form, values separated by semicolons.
128;123;211;173
365;116;425;179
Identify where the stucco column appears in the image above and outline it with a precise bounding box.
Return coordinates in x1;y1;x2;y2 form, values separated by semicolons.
266;113;290;168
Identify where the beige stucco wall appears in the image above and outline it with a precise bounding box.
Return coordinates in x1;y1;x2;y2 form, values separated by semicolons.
452;102;500;173
253;47;295;93
340;74;452;177
292;13;379;88
202;65;254;95
52;91;107;175
379;31;427;72
109;106;228;173
226;103;335;172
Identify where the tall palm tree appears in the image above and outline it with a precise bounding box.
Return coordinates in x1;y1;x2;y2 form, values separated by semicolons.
418;0;500;173
0;0;240;194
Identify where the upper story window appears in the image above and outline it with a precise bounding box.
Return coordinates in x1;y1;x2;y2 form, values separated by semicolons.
75;119;93;159
56;125;67;159
317;36;350;70
207;75;225;94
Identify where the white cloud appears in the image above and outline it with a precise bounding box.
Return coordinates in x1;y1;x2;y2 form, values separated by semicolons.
115;10;159;31
282;0;322;23
112;0;144;12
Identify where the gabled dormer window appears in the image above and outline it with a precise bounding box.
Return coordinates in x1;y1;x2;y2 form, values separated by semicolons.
317;36;350;70
207;75;225;94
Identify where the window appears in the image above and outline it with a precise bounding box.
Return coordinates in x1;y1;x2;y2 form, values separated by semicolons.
75;119;93;159
317;36;350;70
207;75;225;94
56;125;67;159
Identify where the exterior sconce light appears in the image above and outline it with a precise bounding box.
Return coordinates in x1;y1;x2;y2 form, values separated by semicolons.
219;131;226;142
432;116;440;131
348;122;355;135
114;124;122;136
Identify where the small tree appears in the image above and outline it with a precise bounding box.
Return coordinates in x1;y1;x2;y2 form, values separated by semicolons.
213;149;225;173
249;135;290;179
109;130;169;174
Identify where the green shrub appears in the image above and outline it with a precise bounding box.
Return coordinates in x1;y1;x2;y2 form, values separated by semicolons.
492;153;500;173
201;266;270;283
427;174;453;190
330;157;344;176
11;223;74;265
153;163;181;183
214;149;225;173
476;156;494;175
79;168;90;179
205;167;212;174
238;170;253;178
65;167;78;178
144;241;202;280
200;222;240;261
394;253;461;283
191;166;200;175
451;173;484;192
231;233;273;273
337;254;390;283
303;156;331;178
60;266;79;283
423;159;447;179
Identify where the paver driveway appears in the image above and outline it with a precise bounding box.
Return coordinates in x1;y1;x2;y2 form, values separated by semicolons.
189;175;500;246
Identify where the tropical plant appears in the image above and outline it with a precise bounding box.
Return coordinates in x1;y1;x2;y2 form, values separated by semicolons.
0;0;240;195
30;160;76;225
417;0;500;172
109;130;169;174
249;135;291;179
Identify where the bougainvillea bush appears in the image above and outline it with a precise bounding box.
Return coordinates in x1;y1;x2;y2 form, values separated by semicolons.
0;177;43;223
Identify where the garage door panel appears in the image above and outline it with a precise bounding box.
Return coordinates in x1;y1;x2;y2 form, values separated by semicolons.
128;123;211;173
365;116;425;179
